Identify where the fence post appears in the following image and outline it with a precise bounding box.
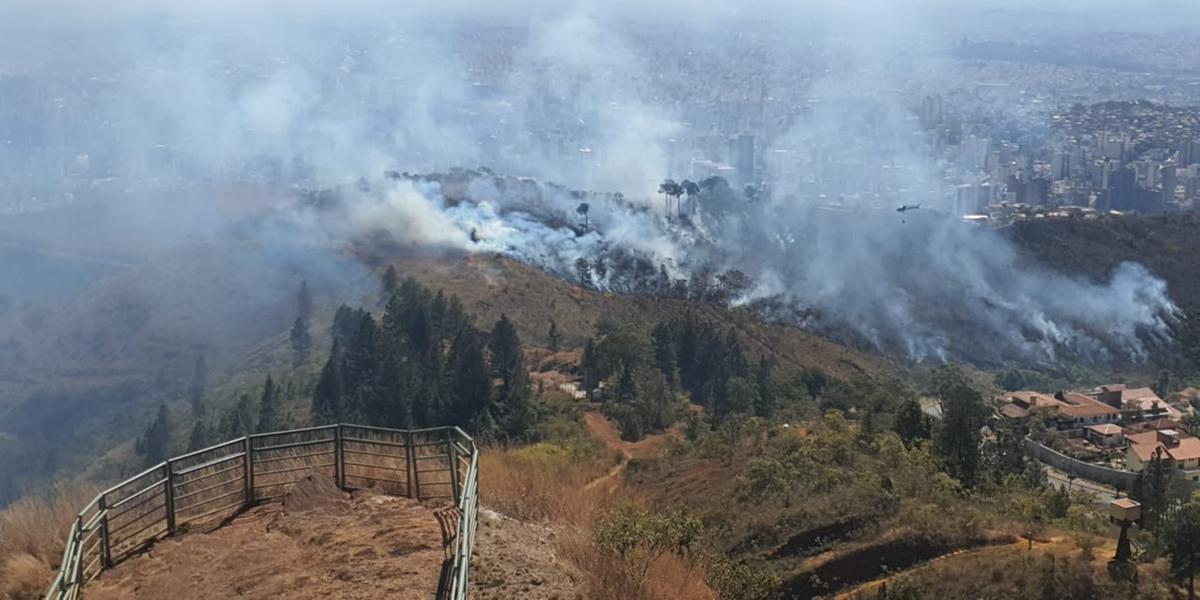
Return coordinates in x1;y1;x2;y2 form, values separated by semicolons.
334;424;345;490
243;436;255;506
98;494;111;570
447;429;461;501
72;517;84;588
164;460;177;535
407;431;419;500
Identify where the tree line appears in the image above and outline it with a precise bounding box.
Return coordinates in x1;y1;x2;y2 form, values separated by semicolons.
310;278;532;439
580;314;773;440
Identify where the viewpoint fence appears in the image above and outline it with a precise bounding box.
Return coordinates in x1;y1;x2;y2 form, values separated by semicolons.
43;424;479;600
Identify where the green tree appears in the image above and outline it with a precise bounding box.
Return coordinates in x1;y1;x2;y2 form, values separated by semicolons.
136;404;171;465
933;374;987;487
1157;369;1173;399
343;313;380;423
449;331;491;429
187;419;210;452
1132;447;1174;530
381;265;399;298
256;376;280;433
894;397;931;447
221;394;255;439
312;339;345;425
489;314;523;384
799;368;828;400
289;316;312;367
489;315;532;438
1165;501;1200;599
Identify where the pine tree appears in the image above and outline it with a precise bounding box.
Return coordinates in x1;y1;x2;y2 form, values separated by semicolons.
497;361;533;440
1157;369;1173;399
188;354;208;417
449;331;491;428
547;319;561;353
136;404;171;465
290;317;312;367
376;340;414;428
1133;447;1174;529
934;380;986;487
343;313;380;423
332;305;361;346
312;339;345;425
187;420;210;452
1165;501;1200;599
222;394;255;439
489;314;523;384
256;376;280;433
381;265;400;298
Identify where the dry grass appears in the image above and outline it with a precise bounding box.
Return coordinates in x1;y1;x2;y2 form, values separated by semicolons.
558;528;715;600
1;553;54;600
0;481;99;599
480;442;622;523
481;438;715;600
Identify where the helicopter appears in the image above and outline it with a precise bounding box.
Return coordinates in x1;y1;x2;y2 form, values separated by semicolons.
896;204;921;213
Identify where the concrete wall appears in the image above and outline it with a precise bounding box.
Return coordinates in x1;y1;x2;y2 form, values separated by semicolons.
1024;438;1139;490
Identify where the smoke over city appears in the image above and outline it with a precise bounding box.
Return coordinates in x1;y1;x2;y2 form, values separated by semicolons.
1;0;1191;365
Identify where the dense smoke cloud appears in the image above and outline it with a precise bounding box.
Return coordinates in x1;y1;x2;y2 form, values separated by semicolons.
0;0;1183;367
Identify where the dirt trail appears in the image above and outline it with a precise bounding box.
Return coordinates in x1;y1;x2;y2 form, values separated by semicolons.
834;536;1078;599
582;411;676;493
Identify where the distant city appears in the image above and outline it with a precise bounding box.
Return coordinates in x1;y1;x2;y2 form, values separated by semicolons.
3;20;1200;222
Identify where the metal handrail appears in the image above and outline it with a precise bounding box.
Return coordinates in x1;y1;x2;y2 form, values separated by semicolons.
43;423;480;600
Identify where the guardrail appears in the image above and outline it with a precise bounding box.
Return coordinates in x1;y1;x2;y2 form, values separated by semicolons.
43;424;479;600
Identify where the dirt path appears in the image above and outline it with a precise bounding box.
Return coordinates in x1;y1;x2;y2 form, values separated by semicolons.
87;491;445;600
582;411;678;493
834;536;1078;599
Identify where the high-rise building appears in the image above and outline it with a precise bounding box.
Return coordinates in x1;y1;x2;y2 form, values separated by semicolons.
729;133;755;187
1162;162;1178;205
920;95;943;129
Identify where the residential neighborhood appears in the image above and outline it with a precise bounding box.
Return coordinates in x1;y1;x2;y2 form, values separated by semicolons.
1000;384;1200;482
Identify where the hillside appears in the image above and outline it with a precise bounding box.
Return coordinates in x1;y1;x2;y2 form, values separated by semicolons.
1007;213;1200;369
378;253;897;383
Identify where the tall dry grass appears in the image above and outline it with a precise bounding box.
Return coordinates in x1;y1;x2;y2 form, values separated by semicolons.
479;442;623;523
0;481;99;600
480;441;715;600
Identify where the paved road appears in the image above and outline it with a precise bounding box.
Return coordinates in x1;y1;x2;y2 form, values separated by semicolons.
1044;465;1118;503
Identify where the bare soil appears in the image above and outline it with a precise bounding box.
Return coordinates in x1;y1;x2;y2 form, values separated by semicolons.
471;509;582;600
87;489;446;600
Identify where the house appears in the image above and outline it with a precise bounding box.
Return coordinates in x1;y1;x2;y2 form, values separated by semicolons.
996;390;1119;433
1126;429;1200;481
1095;384;1127;407
1086;423;1125;447
1090;385;1180;422
1056;393;1121;430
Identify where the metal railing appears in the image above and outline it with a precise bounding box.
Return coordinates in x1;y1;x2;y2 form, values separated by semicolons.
43;424;479;600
